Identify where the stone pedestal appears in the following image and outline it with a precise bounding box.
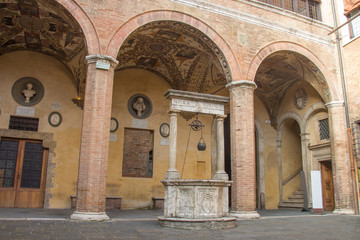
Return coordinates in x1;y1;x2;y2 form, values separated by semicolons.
158;180;236;229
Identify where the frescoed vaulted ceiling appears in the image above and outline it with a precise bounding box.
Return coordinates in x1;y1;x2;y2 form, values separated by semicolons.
116;21;231;94
0;0;87;98
0;0;85;61
254;51;330;128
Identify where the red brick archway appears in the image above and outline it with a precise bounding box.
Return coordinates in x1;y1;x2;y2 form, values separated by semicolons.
105;10;241;81
246;41;340;102
56;0;100;54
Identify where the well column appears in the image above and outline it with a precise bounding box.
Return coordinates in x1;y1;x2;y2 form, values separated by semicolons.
226;80;260;219
71;55;118;221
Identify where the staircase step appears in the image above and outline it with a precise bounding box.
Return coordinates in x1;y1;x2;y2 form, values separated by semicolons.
278;188;305;209
289;196;304;200
278;203;304;209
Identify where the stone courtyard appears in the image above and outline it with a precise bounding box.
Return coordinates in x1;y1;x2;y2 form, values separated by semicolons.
0;209;359;240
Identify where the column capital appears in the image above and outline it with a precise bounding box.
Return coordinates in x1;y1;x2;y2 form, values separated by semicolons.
169;110;180;116
226;80;257;90
325;101;344;109
215;114;227;120
86;54;119;69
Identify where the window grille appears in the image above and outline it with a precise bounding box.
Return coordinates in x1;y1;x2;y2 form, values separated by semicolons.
257;0;321;20
9;116;39;131
319;118;330;140
347;8;360;39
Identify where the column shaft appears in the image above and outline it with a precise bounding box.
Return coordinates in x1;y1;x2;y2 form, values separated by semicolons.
214;115;228;180
326;101;354;214
226;81;259;218
165;111;180;179
71;55;118;220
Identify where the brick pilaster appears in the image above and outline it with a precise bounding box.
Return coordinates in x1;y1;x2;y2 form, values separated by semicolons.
226;80;260;218
326;101;355;214
71;55;118;221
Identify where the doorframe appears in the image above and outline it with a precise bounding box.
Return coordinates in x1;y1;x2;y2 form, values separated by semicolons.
0;129;56;208
319;159;335;211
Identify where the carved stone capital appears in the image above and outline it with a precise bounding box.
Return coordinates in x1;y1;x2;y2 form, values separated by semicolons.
226;80;257;91
325;101;344;109
86;54;119;69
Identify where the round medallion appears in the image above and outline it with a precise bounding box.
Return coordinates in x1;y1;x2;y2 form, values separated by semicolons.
110;118;119;132
127;94;152;119
11;77;45;106
48;112;62;127
160;123;170;138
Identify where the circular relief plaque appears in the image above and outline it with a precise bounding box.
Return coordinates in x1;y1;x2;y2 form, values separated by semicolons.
160;123;170;137
110;117;119;132
11;77;44;106
48;112;62;127
127;94;152;119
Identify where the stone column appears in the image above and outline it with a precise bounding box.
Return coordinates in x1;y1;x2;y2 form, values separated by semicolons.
277;140;283;205
300;133;311;208
165;111;180;179
325;101;355;214
214;114;228;180
71;55;118;221
226;80;259;219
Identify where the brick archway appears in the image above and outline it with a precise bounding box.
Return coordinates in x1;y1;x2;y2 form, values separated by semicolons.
246;41;340;102
105;10;241;81
56;0;100;54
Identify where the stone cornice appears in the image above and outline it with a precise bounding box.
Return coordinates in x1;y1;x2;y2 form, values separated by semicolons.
170;0;334;46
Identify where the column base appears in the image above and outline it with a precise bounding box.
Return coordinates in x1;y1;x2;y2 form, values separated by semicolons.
333;209;355;215
231;211;260;219
70;211;110;221
213;172;229;180
165;170;180;180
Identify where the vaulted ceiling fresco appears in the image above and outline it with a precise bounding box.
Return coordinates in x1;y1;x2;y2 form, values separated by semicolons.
0;0;86;95
116;21;231;94
254;51;329;128
255;52;303;128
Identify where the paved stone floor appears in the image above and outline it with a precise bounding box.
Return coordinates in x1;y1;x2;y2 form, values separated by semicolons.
0;209;359;239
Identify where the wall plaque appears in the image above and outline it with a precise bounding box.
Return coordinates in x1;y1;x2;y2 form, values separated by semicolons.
16;106;35;117
109;134;118;142
132;119;148;129
160;138;170;146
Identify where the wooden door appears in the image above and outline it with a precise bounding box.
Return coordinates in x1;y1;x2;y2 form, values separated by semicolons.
0;139;48;208
321;161;335;211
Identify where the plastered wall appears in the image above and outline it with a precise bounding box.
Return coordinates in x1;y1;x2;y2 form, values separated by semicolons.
0;51;82;209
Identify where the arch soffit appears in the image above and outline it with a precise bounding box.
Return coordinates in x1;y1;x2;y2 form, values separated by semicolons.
56;0;100;54
246;41;340;102
304;102;327;132
277;111;304;140
106;10;241;80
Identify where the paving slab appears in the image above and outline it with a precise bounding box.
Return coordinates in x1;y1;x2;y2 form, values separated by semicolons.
0;208;359;240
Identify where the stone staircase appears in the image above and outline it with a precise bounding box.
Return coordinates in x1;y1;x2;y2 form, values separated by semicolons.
278;189;304;209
